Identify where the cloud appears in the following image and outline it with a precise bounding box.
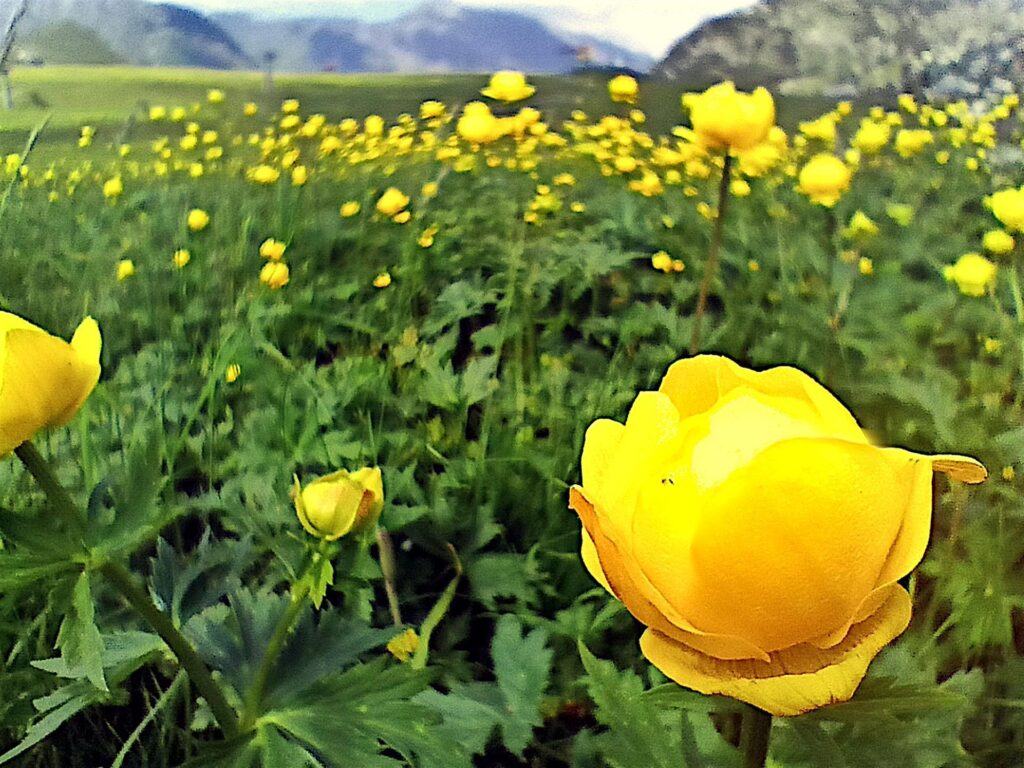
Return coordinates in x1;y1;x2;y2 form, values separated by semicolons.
458;0;757;57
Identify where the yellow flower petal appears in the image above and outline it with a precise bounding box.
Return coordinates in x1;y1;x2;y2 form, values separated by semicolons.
633;438;911;653
639;586;912;716
931;454;987;484
570;487;769;662
0;316;102;455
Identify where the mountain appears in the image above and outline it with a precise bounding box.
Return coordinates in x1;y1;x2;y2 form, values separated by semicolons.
655;0;1024;97
8;0;651;74
16;0;252;68
213;2;653;74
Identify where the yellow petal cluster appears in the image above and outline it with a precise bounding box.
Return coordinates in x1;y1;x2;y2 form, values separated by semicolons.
607;75;639;105
480;70;535;103
797;154;851;207
944;253;997;297
293;466;384;540
989;188;1024;232
570;355;985;716
0;313;102;456
376;187;410;217
686;82;775;152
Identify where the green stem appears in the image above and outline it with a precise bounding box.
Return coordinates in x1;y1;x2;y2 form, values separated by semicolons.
98;560;239;738
689;153;734;355
14;441;85;538
740;706;772;768
239;583;309;732
376;527;403;626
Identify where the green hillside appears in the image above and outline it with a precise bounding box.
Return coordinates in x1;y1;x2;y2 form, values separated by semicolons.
19;21;125;66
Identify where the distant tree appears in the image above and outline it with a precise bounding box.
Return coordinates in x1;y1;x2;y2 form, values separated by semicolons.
0;0;29;110
263;50;276;93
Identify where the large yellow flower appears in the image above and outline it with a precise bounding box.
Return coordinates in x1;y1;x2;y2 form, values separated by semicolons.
685;82;775;152
0;313;102;456
570;355;985;716
293;467;384;540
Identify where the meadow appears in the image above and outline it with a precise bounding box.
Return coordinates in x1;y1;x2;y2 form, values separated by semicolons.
0;66;1022;767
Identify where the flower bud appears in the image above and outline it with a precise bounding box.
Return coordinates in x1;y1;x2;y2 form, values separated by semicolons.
293;467;384;541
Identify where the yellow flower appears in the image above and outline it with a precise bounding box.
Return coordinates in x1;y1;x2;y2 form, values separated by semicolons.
989;188;1024;232
243;102;258;116
293;467;384;540
982;229;1015;256
102;176;123;199
629;170;663;197
985;338;1003;355
842;210;879;240
340;201;361;218
797;154;851;207
259;238;287;261
187;209;210;231
729;179;751;198
376;187;410;217
373;271;393;288
170;106;187;122
608;75;639;104
457;102;502;144
858;257;874;276
851;120;890;155
259;261;290;290
116;259;135;281
207;88;225;104
651;250;673;273
249;164;280;184
0;313;102;457
421;182;439;198
570;355;986;716
944;253;997;297
480;70;535;103
281;98;300;114
686;81;775;152
225;363;241;383
894;129;933;158
614;155;638;174
387;628;420;663
420;100;446;120
291;165;308;186
172;249;191;268
149;105;167;121
179;134;198;151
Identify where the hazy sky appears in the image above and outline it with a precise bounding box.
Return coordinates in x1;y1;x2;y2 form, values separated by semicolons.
142;0;758;58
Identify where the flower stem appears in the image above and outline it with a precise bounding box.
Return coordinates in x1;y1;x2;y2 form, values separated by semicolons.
376;526;403;626
239;583;310;732
740;706;772;768
98;559;239;738
689;153;734;355
14;441;85;538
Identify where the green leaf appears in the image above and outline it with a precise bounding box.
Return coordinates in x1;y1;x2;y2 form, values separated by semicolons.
492;614;552;755
579;642;690;768
414;685;502;757
466;552;537;609
461;355;499;406
55;571;107;692
265;658;459;768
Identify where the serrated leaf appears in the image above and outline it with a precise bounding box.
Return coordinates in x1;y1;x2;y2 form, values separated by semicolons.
413;686;502;757
265;659;459;768
466;553;536;609
579;643;689;768
55;571;107;692
461;355;498;406
492;614;552;755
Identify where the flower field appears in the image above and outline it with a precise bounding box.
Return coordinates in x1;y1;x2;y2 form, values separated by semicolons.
1;67;1023;766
